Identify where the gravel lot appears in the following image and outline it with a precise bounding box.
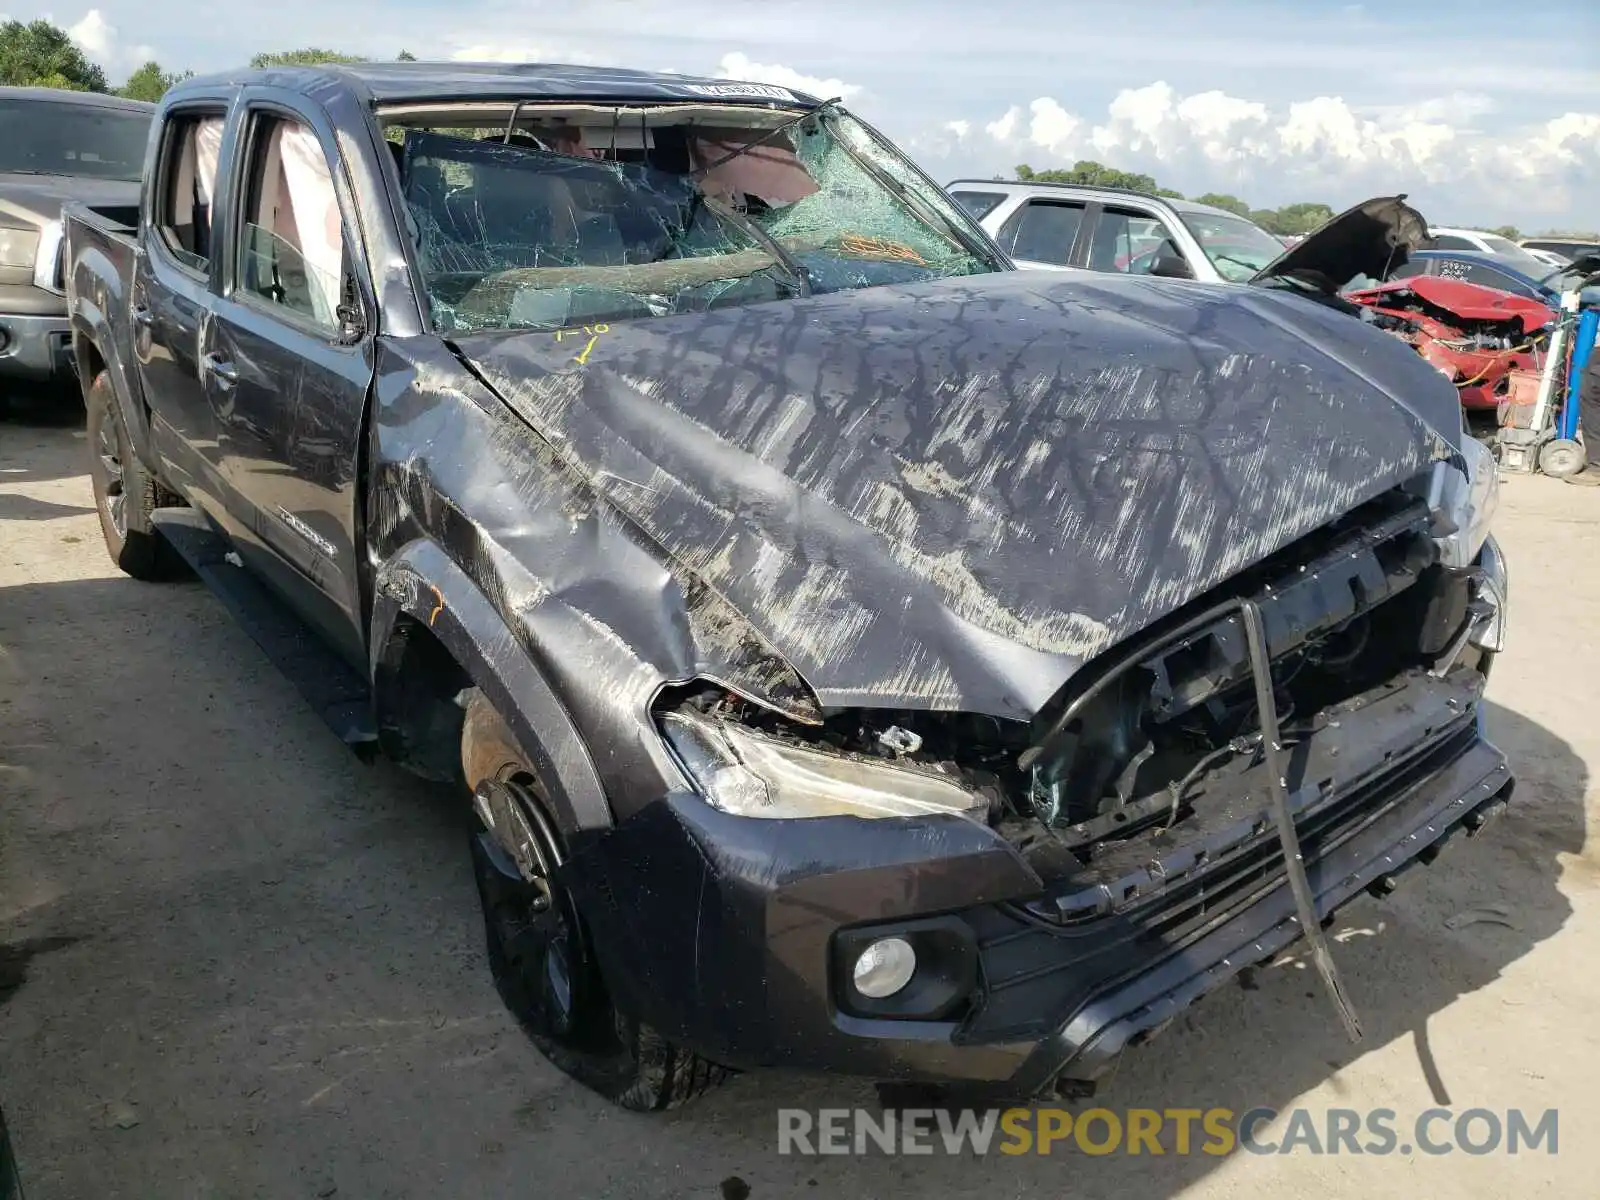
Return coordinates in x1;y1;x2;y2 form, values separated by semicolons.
3;407;1598;1199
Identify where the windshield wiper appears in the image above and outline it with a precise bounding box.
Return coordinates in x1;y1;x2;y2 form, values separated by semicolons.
703;196;812;297
1213;253;1263;274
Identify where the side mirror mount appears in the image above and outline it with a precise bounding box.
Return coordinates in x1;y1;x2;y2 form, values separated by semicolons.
335;302;367;345
1150;253;1196;280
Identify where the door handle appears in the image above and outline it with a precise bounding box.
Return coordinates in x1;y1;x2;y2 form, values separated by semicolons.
203;351;238;386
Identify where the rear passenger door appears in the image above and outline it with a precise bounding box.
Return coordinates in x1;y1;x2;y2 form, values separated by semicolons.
994;198;1089;270
202;92;376;669
135;101;229;509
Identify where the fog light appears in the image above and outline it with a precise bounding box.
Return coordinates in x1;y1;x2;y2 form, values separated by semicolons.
852;937;916;998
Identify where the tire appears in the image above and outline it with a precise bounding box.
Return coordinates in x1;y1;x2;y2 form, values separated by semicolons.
1538;437;1586;480
84;370;186;581
463;699;730;1111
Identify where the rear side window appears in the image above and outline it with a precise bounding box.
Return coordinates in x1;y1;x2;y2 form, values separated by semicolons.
999;200;1085;265
237;114;351;333
949;191;1006;221
1430;235;1478;251
1436;257;1538;299
155;112;225;272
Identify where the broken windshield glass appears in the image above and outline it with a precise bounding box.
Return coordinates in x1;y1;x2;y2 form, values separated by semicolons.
399;111;998;334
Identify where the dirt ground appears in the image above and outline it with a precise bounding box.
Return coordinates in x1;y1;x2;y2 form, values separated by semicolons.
2;406;1597;1199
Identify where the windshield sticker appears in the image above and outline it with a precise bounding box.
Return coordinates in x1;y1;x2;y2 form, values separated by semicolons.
683;83;800;103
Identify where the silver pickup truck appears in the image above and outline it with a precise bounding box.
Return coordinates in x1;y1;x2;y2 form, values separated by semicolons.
0;87;151;398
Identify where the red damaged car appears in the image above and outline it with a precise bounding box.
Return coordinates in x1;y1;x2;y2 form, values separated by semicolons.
1342;275;1552;411
1244;197;1555;416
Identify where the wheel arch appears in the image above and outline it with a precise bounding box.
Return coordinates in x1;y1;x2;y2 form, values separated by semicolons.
69;267;153;467
369;539;613;836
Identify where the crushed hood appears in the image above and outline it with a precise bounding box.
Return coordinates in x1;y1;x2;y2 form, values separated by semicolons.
1250;195;1431;295
456;270;1457;720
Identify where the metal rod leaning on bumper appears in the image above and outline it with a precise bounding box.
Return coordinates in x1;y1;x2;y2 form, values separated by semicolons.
1239;597;1364;1043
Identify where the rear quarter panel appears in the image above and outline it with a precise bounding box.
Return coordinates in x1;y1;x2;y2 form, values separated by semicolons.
63;205;149;458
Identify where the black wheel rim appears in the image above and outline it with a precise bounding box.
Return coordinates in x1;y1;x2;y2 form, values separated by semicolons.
475;780;591;1042
93;400;127;538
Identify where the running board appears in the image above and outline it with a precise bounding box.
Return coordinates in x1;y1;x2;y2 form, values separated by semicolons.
151;508;379;752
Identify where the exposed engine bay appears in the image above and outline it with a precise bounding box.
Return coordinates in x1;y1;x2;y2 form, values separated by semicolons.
1344;275;1554;411
657;483;1487;885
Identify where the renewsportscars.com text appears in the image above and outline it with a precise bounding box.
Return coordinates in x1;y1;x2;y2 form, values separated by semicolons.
777;1106;1558;1157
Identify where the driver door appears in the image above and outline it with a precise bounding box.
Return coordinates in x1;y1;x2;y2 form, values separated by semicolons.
201;92;376;669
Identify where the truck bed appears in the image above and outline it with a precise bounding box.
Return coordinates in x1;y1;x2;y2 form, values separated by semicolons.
61;201;142;389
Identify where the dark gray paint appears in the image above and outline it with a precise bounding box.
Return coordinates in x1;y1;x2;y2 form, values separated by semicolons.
457;270;1459;721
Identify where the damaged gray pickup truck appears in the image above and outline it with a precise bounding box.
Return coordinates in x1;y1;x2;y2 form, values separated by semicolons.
64;62;1512;1111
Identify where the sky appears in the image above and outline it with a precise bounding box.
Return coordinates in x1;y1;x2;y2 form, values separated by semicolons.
19;0;1600;230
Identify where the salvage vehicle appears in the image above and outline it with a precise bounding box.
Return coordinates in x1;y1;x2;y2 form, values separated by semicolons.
946;179;1289;281
1385;249;1600;311
1340;275;1554;413
0;87;152;399
1521;236;1600;262
65;62;1512;1111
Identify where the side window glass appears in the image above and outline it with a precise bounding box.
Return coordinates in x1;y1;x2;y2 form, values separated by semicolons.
239;114;349;332
1462;263;1533;297
1000;200;1084;265
1431;235;1477;251
155;112;225;273
1088;208;1183;274
950;191;1006;221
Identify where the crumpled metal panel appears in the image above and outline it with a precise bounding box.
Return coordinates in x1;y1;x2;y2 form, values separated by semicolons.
451;269;1459;721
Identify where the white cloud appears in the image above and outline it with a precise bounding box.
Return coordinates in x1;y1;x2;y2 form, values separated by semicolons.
920;79;1600;225
447;41;610;65
714;52;861;101
66;8;154;73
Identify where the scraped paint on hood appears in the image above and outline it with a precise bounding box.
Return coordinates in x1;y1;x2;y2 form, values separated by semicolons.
456;269;1456;719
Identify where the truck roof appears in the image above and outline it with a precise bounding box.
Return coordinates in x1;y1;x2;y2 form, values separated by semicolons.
0;86;154;112
172;60;825;109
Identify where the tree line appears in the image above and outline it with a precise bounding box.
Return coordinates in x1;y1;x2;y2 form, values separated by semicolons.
0;18;411;103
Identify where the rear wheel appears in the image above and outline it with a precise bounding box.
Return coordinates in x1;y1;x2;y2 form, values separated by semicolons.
464;695;729;1111
85;371;185;581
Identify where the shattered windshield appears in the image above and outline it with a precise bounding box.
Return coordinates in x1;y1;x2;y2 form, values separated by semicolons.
1179;212;1289;282
397;109;999;333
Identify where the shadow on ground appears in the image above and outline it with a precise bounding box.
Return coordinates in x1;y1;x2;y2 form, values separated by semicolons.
0;571;1588;1198
0;384;87;489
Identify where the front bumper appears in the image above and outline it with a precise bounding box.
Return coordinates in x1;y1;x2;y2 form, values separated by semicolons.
561;666;1512;1092
0;312;74;381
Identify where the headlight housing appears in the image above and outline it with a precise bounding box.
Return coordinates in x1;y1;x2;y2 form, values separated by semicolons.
0;225;39;269
1430;437;1499;570
660;708;987;820
32;219;64;293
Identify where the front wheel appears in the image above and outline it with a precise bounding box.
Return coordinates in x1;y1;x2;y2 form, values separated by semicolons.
470;769;730;1111
84;370;185;581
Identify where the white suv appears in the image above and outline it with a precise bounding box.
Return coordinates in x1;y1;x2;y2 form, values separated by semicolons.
947;179;1289;283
